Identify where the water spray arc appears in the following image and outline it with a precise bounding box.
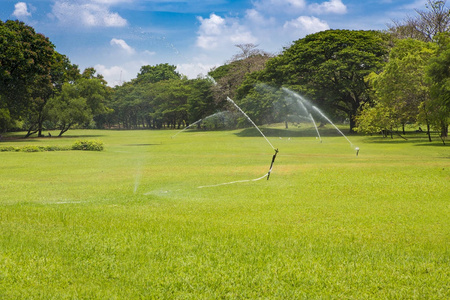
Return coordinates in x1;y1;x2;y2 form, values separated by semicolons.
226;96;279;181
282;87;322;143
309;113;322;143
171;111;233;139
282;87;359;155
171;118;203;138
311;106;354;148
227;97;276;151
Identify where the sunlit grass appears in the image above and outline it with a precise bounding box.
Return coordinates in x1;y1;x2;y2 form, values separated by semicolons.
0;127;449;298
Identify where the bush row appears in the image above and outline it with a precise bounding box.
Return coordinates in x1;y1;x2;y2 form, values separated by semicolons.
71;140;104;151
0;140;104;152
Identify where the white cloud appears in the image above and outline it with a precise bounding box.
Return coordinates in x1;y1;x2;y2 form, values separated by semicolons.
246;9;265;24
283;16;330;35
176;63;215;79
197;13;225;38
95;64;128;86
143;50;156;56
92;0;132;4
196;13;257;50
52;1;127;27
309;0;347;15
110;38;135;54
245;8;276;26
402;0;428;10
13;2;31;18
252;0;307;15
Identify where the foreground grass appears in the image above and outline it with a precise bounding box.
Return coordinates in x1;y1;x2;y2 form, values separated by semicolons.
0;128;449;299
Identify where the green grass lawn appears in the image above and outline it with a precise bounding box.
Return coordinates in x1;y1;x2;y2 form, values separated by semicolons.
0;127;449;299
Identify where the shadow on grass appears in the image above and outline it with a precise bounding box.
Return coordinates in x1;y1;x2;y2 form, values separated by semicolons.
235;127;355;138
362;132;447;147
123;144;161;146
58;134;105;139
0;134;106;144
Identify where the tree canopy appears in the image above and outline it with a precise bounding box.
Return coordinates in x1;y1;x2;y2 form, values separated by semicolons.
389;0;450;41
134;63;181;85
426;33;450;141
106;64;218;130
257;29;389;132
0;20;56;132
357;39;436;138
1;0;449;141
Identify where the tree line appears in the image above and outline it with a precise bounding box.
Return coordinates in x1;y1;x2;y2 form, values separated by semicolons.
1;0;449;143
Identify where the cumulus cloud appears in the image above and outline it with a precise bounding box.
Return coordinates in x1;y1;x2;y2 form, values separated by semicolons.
309;0;347;14
13;2;31;18
253;0;307;14
94;64;126;86
246;9;265;24
92;0;132;4
283;16;330;35
196;13;257;50
176;63;215;79
52;1;127;27
110;38;135;54
143;50;156;56
245;8;277;26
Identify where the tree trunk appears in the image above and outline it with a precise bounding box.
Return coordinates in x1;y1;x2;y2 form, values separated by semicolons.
25;129;38;138
58;123;72;137
441;121;448;138
25;123;38;138
349;113;356;133
440;121;448;145
38;122;44;137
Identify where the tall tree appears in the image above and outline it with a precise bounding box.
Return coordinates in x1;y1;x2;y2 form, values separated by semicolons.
426;33;450;143
134;63;181;85
46;69;109;136
23;53;80;137
389;0;450;42
358;39;436;139
149;79;190;129
46;82;92;136
187;78;216;125
0;20;56;132
262;29;389;132
209;44;272;106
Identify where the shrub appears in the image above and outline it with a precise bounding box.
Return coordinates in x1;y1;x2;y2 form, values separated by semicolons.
71;140;104;151
0;146;17;152
44;145;71;151
0;141;103;152
20;145;42;152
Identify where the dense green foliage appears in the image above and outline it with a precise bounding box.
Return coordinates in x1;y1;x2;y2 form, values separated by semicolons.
253;30;389;132
0;21;108;136
106;73;218;129
1;1;449;140
356;35;450;144
427;33;450;140
0;140;103;152
0;20;56;134
0;20;84;137
356;39;437;138
71;140;104;151
0;129;448;298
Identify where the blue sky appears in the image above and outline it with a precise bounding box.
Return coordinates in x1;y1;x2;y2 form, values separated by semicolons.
1;0;429;86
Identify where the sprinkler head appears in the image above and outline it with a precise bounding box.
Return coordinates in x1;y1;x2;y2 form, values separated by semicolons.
355;147;360;156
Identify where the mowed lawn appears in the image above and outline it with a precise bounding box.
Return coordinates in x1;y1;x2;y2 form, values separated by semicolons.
0;128;449;299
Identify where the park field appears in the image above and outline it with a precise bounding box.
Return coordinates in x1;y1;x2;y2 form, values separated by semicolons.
0;127;449;299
